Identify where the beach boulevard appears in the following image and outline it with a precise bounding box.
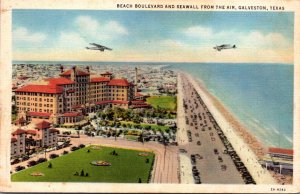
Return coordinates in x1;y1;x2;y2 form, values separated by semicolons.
181;72;276;184
177;73;244;184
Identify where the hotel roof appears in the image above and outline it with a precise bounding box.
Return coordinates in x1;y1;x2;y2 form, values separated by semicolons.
36;120;51;129
60;69;90;76
268;147;293;156
50;128;60;133
27;112;51;117
45;77;74;85
100;71;112;75
63;112;82;117
107;78;130;87
12;129;26;135
26;130;37;135
11;137;18;143
15;85;63;94
90;77;110;83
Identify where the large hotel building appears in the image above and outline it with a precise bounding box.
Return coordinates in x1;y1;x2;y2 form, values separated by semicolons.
14;66;147;125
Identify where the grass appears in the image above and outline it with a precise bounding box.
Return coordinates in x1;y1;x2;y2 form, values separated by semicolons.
146;96;177;111
11;146;155;183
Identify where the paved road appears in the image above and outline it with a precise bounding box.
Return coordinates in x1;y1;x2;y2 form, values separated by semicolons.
177;73;244;184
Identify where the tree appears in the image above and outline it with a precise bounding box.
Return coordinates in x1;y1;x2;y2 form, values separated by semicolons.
80;169;85;176
48;162;52;168
138;178;142;183
133;115;142;124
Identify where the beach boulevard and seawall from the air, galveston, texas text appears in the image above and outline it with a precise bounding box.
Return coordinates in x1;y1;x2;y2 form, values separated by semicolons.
10;63;293;184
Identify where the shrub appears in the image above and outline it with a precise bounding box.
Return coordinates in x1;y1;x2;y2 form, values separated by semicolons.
145;158;149;163
74;171;79;176
85;173;89;177
138;178;142;183
80;169;85;176
63;150;69;155
87;149;90;153
48;162;52;168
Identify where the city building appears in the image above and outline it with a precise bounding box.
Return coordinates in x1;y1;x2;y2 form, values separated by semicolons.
11;120;59;158
11;129;26;158
14;66;138;125
261;147;293;175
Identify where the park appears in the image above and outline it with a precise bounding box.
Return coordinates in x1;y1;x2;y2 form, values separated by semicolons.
11;145;154;183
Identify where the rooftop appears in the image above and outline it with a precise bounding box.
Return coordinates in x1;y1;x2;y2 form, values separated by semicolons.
45;77;75;85
15;85;63;94
60;68;90;76
268;147;293;156
27;112;51;117
36;120;51;129
107;78;130;87
90;77;110;83
12;129;26;135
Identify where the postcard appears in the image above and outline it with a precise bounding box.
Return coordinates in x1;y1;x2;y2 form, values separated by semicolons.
0;0;299;193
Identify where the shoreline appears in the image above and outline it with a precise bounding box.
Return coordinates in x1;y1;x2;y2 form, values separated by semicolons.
191;75;267;159
179;72;276;184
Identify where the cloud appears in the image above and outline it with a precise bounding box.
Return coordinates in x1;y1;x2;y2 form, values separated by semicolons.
74;15;128;41
13;27;47;43
182;25;292;51
183;26;213;39
56;31;87;49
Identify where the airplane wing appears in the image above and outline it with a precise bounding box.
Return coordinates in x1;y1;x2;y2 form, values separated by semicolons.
90;43;103;48
104;46;112;50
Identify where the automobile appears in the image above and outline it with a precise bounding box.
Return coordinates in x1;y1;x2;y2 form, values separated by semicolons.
50;153;59;159
27;160;37;167
15;165;25;172
11;158;21;165
197;141;201;146
191;155;196;165
221;165;227;171
37;158;47;163
214;149;219;154
21;155;30;161
218;156;223;162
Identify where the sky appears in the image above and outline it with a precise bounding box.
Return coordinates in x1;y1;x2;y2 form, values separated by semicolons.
13;10;294;63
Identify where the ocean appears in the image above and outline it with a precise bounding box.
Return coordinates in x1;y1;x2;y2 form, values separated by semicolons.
13;61;293;149
170;63;293;149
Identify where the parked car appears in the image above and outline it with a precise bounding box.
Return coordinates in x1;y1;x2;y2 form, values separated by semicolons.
27;160;37;167
11;158;20;165
15;165;25;172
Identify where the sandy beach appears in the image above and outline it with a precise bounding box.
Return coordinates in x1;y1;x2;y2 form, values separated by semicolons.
181;72;276;184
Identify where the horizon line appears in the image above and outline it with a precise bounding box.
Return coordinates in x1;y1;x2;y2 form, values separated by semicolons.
12;60;293;65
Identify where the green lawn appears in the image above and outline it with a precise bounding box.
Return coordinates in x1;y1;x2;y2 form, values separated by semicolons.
11;146;155;183
146;96;177;111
